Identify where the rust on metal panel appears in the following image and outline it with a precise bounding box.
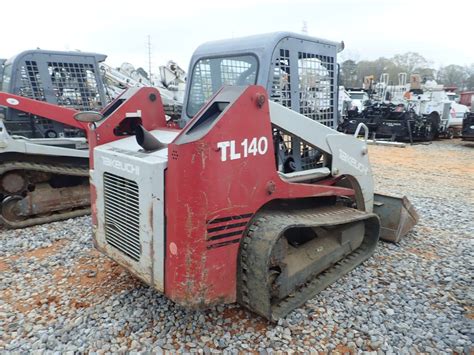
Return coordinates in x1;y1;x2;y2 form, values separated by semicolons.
98;243;150;283
148;203;154;232
184;204;194;237
148;202;155;284
183;247;195;303
18;184;90;217
182;204;196;303
196;141;209;169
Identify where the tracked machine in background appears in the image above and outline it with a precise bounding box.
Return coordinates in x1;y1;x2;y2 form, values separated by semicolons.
0;50;108;227
339;102;441;142
338;74;453;142
0;50;186;228
462;112;474;140
82;32;418;320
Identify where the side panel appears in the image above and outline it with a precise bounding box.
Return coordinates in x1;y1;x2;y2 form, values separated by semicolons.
164;86;355;306
92;148;166;291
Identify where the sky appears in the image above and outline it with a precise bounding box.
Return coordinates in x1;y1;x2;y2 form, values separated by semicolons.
2;0;473;74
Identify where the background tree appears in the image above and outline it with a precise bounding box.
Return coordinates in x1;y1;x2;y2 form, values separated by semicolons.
436;65;468;89
337;52;469;89
464;65;474;90
392;52;432;75
340;59;358;88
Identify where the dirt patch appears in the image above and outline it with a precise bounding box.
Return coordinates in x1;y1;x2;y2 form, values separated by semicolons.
334;344;355;354
0;239;67;273
53;250;139;297
369;141;474;177
406;247;439;260
3;249;139;316
3;289;39;313
465;306;474;320
0;259;10;272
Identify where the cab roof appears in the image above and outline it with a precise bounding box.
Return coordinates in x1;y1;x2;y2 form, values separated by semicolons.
192;31;343;58
4;49;107;66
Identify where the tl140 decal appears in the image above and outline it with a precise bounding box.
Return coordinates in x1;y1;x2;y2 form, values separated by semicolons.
217;137;268;162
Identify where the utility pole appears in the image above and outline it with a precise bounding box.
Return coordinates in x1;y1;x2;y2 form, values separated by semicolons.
301;21;308;34
147;35;153;83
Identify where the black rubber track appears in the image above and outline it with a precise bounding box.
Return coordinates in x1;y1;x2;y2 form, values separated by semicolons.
0;162;90;228
237;205;380;321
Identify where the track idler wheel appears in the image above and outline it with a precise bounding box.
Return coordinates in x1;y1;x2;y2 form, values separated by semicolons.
1;196;27;224
237;205;380;321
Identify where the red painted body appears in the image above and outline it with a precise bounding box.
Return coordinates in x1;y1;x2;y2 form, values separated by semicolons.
1;88;172;231
0;87;169;159
86;87;169;163
0;91;85;130
164;86;354;306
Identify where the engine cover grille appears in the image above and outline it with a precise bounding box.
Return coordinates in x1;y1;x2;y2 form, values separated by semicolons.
103;172;141;261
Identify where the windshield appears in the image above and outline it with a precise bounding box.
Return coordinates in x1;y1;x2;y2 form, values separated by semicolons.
447;93;457;102
187;55;258;117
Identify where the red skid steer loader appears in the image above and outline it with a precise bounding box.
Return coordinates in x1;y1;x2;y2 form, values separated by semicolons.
79;32;418;320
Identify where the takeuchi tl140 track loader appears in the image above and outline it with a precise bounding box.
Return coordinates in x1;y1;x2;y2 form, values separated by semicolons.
80;32;419;320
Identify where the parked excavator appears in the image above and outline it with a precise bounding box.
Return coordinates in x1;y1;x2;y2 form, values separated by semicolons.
81;32;418;320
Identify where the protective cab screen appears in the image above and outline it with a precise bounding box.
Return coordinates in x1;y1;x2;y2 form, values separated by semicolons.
187;55;258;117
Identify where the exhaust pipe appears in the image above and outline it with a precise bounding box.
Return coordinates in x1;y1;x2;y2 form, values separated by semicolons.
136;124;167;151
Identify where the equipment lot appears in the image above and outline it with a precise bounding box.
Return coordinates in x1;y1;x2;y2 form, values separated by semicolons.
1;139;473;353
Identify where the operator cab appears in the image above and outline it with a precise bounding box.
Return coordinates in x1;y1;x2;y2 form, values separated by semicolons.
0;50;107;138
182;31;343;173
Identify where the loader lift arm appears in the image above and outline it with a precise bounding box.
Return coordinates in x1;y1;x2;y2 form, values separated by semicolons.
0;92;86;130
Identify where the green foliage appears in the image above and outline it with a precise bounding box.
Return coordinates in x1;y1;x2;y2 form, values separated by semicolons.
436;65;468;87
339;52;474;91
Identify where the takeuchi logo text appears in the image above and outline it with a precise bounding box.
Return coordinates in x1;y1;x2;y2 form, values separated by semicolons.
338;149;368;175
102;156;140;175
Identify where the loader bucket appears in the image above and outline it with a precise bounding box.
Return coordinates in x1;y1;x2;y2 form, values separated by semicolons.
373;194;419;243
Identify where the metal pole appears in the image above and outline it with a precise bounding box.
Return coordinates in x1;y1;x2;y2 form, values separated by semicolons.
147;35;152;83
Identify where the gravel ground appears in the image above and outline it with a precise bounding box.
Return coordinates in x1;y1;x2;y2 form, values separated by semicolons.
1;139;473;353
